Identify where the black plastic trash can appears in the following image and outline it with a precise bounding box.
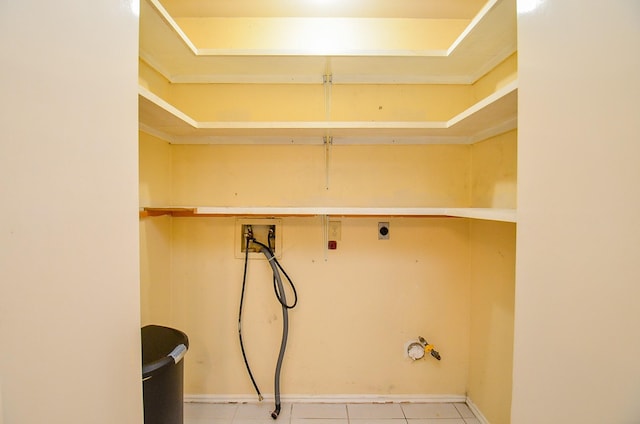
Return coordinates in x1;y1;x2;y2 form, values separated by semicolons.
142;325;189;424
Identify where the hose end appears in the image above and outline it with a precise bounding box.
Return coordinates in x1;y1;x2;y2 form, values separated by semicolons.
271;404;281;420
245;225;253;238
258;394;264;402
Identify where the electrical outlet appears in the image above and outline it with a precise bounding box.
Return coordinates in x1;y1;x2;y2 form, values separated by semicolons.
378;222;390;240
328;221;341;241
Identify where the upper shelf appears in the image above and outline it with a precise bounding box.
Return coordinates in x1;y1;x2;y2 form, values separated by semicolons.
139;0;518;144
141;206;517;223
140;0;517;85
139;80;517;145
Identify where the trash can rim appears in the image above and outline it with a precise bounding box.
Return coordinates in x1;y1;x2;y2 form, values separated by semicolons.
141;325;189;379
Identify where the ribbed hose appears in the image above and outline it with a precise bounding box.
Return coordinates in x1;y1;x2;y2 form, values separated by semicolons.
262;247;287;419
240;237;296;419
250;240;296;420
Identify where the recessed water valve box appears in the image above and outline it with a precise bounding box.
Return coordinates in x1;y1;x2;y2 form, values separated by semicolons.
235;218;282;259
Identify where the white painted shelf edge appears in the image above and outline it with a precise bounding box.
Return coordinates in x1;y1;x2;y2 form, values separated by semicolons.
142;206;516;223
138;80;517;144
146;0;499;60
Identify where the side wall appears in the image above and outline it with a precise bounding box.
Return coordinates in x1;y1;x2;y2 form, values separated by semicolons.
0;1;142;423
471;130;518;209
140;132;173;326
467;130;517;424
468;221;515;424
513;2;640;423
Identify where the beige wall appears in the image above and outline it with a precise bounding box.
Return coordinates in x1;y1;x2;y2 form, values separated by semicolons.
472;53;518;101
513;2;640;423
171;144;470;207
139;133;173;326
139;59;172;100
0;1;142;423
164;144;473;395
168;84;473;123
468;220;515;424
138;31;518;409
140;215;173;326
466;131;517;424
139;135;517;400
471;130;517;209
175;17;469;53
140;131;172;207
140;51;516;126
172;216;471;395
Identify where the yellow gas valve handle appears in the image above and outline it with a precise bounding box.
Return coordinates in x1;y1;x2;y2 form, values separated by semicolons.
420;339;441;361
413;336;442;361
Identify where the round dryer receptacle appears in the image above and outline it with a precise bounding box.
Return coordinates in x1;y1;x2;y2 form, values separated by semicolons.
378;222;390;240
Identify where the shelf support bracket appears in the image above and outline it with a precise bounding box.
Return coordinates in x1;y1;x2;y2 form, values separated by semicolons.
323;73;333;125
324;136;333;190
322;214;329;261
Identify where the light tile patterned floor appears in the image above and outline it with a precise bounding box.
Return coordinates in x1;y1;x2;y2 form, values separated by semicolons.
184;402;481;424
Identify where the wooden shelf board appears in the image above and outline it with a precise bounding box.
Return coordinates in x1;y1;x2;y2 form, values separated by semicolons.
139;207;197;218
141;206;516;223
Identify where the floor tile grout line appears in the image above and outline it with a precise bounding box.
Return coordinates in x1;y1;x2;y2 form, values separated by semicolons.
232;402;239;422
186;402;478;423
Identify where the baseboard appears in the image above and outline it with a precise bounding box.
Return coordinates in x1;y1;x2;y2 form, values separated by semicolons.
185;393;467;404
465;396;490;424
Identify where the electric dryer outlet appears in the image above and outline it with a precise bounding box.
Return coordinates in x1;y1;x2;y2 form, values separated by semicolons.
378;222;390;240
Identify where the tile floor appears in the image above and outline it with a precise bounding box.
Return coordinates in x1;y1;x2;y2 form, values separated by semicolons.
184;402;481;424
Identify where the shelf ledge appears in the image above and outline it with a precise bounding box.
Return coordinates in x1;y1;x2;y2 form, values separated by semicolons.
140;207;516;223
138;80;517;145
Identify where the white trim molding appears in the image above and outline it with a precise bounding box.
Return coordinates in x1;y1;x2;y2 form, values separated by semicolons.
185;393;467;404
465;396;490;424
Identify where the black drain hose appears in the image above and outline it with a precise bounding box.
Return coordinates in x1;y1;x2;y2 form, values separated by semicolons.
238;236;263;401
238;235;297;419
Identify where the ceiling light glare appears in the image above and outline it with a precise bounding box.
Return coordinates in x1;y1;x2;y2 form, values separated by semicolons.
123;0;140;16
518;0;544;14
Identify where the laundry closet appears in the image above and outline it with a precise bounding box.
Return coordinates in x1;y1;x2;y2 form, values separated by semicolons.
138;1;517;423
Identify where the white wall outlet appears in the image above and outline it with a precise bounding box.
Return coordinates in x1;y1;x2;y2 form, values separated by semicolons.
328;221;341;241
